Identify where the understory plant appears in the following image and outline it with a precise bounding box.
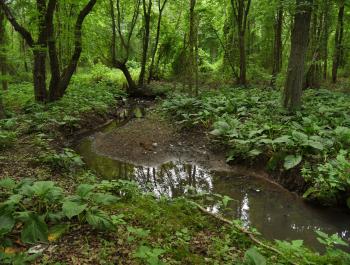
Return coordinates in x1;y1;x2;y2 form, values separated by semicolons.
162;88;350;206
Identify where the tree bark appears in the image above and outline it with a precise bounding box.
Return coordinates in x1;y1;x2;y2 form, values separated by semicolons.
110;0;140;95
230;0;251;86
271;0;283;87
148;0;168;83
188;0;197;93
49;0;97;101
332;0;345;84
0;8;8;91
138;0;152;87
283;0;313;111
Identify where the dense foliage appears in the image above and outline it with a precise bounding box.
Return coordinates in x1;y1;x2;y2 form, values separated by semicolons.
163;88;350;206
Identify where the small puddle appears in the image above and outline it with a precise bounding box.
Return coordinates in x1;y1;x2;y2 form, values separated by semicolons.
76;121;350;252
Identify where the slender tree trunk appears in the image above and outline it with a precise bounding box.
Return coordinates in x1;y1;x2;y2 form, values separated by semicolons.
283;0;313;111
0;9;8;91
230;0;251;86
321;0;330;80
148;0;168;83
238;32;247;85
271;0;283;87
109;0;137;94
188;0;197;93
332;0;345;84
138;0;152;87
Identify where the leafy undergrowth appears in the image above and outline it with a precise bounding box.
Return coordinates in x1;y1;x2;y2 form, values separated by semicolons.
1;82;349;264
1;178;349;265
162;88;350;206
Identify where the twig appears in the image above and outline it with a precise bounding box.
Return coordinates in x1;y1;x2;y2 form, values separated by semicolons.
192;201;298;265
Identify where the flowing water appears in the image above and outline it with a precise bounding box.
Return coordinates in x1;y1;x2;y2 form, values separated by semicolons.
76;120;350;252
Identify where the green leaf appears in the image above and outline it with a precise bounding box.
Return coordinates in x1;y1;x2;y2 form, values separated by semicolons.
93;193;119;206
305;140;324;150
76;184;95;198
0;213;15;236
21;213;48;244
284;155;302;170
86;209;112;230
0;178;16;190
62;201;87;219
244;247;266;265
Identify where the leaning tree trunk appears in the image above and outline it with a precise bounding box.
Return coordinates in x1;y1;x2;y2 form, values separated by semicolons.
48;0;97;101
271;0;283;87
332;0;345;84
0;9;8;91
283;0;313;111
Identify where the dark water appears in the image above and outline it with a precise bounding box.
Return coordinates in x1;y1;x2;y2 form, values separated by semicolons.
76;135;350;252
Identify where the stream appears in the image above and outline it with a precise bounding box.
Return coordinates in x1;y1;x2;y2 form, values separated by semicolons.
75;113;350;252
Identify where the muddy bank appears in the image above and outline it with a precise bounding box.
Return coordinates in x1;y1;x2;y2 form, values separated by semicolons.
75;113;350;251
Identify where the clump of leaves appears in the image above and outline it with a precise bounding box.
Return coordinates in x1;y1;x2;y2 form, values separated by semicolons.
163;88;350;206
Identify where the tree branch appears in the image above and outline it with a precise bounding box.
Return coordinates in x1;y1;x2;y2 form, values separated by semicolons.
0;0;34;47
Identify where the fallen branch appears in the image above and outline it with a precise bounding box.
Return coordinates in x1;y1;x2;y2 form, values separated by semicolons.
192;201;298;265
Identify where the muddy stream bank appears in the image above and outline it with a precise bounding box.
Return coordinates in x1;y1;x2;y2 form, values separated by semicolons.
75;103;350;252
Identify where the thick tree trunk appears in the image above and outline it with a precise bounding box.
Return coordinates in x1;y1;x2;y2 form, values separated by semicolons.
48;0;97;101
119;63;137;94
0;9;8;91
33;50;48;102
271;0;283;87
283;0;313;111
332;0;345;84
138;0;152;87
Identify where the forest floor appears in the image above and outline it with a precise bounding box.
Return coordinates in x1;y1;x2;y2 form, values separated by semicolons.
0;81;349;264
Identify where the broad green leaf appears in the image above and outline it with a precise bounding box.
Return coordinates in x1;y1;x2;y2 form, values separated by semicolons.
76;184;95;198
244;247;266;265
21;213;48;244
0;213;15;236
284;155;302;170
62;201;87;219
86;209;112;230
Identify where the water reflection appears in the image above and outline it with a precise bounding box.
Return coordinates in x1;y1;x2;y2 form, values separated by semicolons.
77;137;350;251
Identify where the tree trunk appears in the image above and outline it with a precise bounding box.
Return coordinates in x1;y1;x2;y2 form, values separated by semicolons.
332;0;345;84
321;0;330;80
283;0;313;111
138;0;152;87
188;0;197;93
271;0;283;87
48;0;97;101
230;0;251;86
119;63;137;94
238;32;247;85
33;50;48;102
0;9;8;91
148;0;168;83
